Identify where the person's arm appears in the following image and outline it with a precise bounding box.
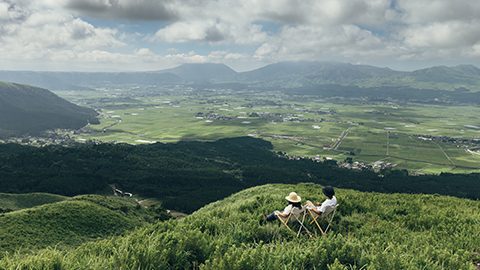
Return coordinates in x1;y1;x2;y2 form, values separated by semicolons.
277;205;292;217
311;207;322;215
316;199;330;214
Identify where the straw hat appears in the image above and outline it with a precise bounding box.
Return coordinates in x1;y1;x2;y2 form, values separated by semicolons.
285;192;301;203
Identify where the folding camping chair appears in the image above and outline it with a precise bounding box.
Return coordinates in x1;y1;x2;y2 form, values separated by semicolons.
307;204;339;236
277;206;313;237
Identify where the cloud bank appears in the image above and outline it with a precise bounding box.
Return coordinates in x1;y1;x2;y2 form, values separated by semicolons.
0;0;479;71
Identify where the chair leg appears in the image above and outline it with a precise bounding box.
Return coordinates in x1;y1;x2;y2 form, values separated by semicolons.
278;215;295;233
284;225;294;233
312;213;325;234
297;213;313;238
281;220;294;233
305;217;314;237
296;214;304;237
309;210;325;235
324;223;331;234
324;210;337;234
296;223;302;237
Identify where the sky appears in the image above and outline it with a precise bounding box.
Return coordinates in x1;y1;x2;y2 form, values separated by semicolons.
1;0;480;72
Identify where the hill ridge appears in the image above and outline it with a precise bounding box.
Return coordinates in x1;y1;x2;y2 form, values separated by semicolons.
0;81;98;137
1;184;479;269
0;194;162;255
2;61;480;90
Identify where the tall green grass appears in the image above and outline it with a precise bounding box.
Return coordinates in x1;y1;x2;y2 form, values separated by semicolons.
0;195;158;255
0;193;67;212
1;183;478;269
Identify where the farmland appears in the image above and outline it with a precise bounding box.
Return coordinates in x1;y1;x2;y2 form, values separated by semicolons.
58;87;480;174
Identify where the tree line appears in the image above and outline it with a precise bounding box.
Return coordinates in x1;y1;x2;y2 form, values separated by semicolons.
0;137;478;212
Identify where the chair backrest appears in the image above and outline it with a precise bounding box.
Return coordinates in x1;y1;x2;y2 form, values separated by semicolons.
291;206;305;218
321;204;339;217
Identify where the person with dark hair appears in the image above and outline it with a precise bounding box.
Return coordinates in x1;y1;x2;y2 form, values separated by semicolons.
264;192;302;222
304;186;337;215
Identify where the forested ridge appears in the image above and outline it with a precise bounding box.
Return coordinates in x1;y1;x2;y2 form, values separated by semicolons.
0;137;478;213
0;81;98;137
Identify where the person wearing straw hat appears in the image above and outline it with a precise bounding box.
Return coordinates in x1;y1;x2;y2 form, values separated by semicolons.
264;192;302;222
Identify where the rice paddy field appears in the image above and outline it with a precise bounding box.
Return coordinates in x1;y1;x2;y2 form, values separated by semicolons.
58;87;480;174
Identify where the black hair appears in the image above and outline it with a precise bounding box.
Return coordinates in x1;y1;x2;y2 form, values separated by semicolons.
288;201;302;208
322;186;335;199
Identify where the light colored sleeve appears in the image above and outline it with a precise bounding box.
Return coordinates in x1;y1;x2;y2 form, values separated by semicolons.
283;204;293;215
318;199;329;213
318;198;337;213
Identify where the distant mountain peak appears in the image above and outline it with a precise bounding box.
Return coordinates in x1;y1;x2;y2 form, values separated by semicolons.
176;62;232;67
160;62;237;82
171;62;237;73
453;64;480;74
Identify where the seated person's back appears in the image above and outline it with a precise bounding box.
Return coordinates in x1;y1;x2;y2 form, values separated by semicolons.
264;192;302;222
305;186;337;215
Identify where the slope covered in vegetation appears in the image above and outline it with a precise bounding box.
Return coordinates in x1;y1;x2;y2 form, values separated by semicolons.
0;193;67;213
0;137;479;213
0;195;163;255
2;184;479;269
0;81;98;137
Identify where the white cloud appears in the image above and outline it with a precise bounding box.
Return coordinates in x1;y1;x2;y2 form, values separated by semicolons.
1;0;480;71
0;2;9;19
402;20;480;49
155;21;214;43
1;12;122;51
64;0;177;21
154;20;266;44
0;0;126;70
398;0;480;24
254;24;385;62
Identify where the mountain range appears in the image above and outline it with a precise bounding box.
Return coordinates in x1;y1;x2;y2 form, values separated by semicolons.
1;62;480;91
0;81;98;137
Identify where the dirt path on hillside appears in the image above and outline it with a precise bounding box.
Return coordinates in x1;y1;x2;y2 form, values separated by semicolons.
168;210;188;219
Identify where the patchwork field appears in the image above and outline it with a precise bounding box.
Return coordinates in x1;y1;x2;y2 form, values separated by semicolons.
58;88;480;174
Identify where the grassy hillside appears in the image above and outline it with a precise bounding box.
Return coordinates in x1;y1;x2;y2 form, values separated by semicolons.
2;184;479;269
0;193;67;212
0;195;163;255
0;81;98;137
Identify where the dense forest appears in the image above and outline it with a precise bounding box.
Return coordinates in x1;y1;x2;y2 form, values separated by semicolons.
0;137;478;212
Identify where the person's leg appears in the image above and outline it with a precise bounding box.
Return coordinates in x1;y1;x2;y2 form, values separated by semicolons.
311;208;322;216
304;200;315;208
266;212;278;222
